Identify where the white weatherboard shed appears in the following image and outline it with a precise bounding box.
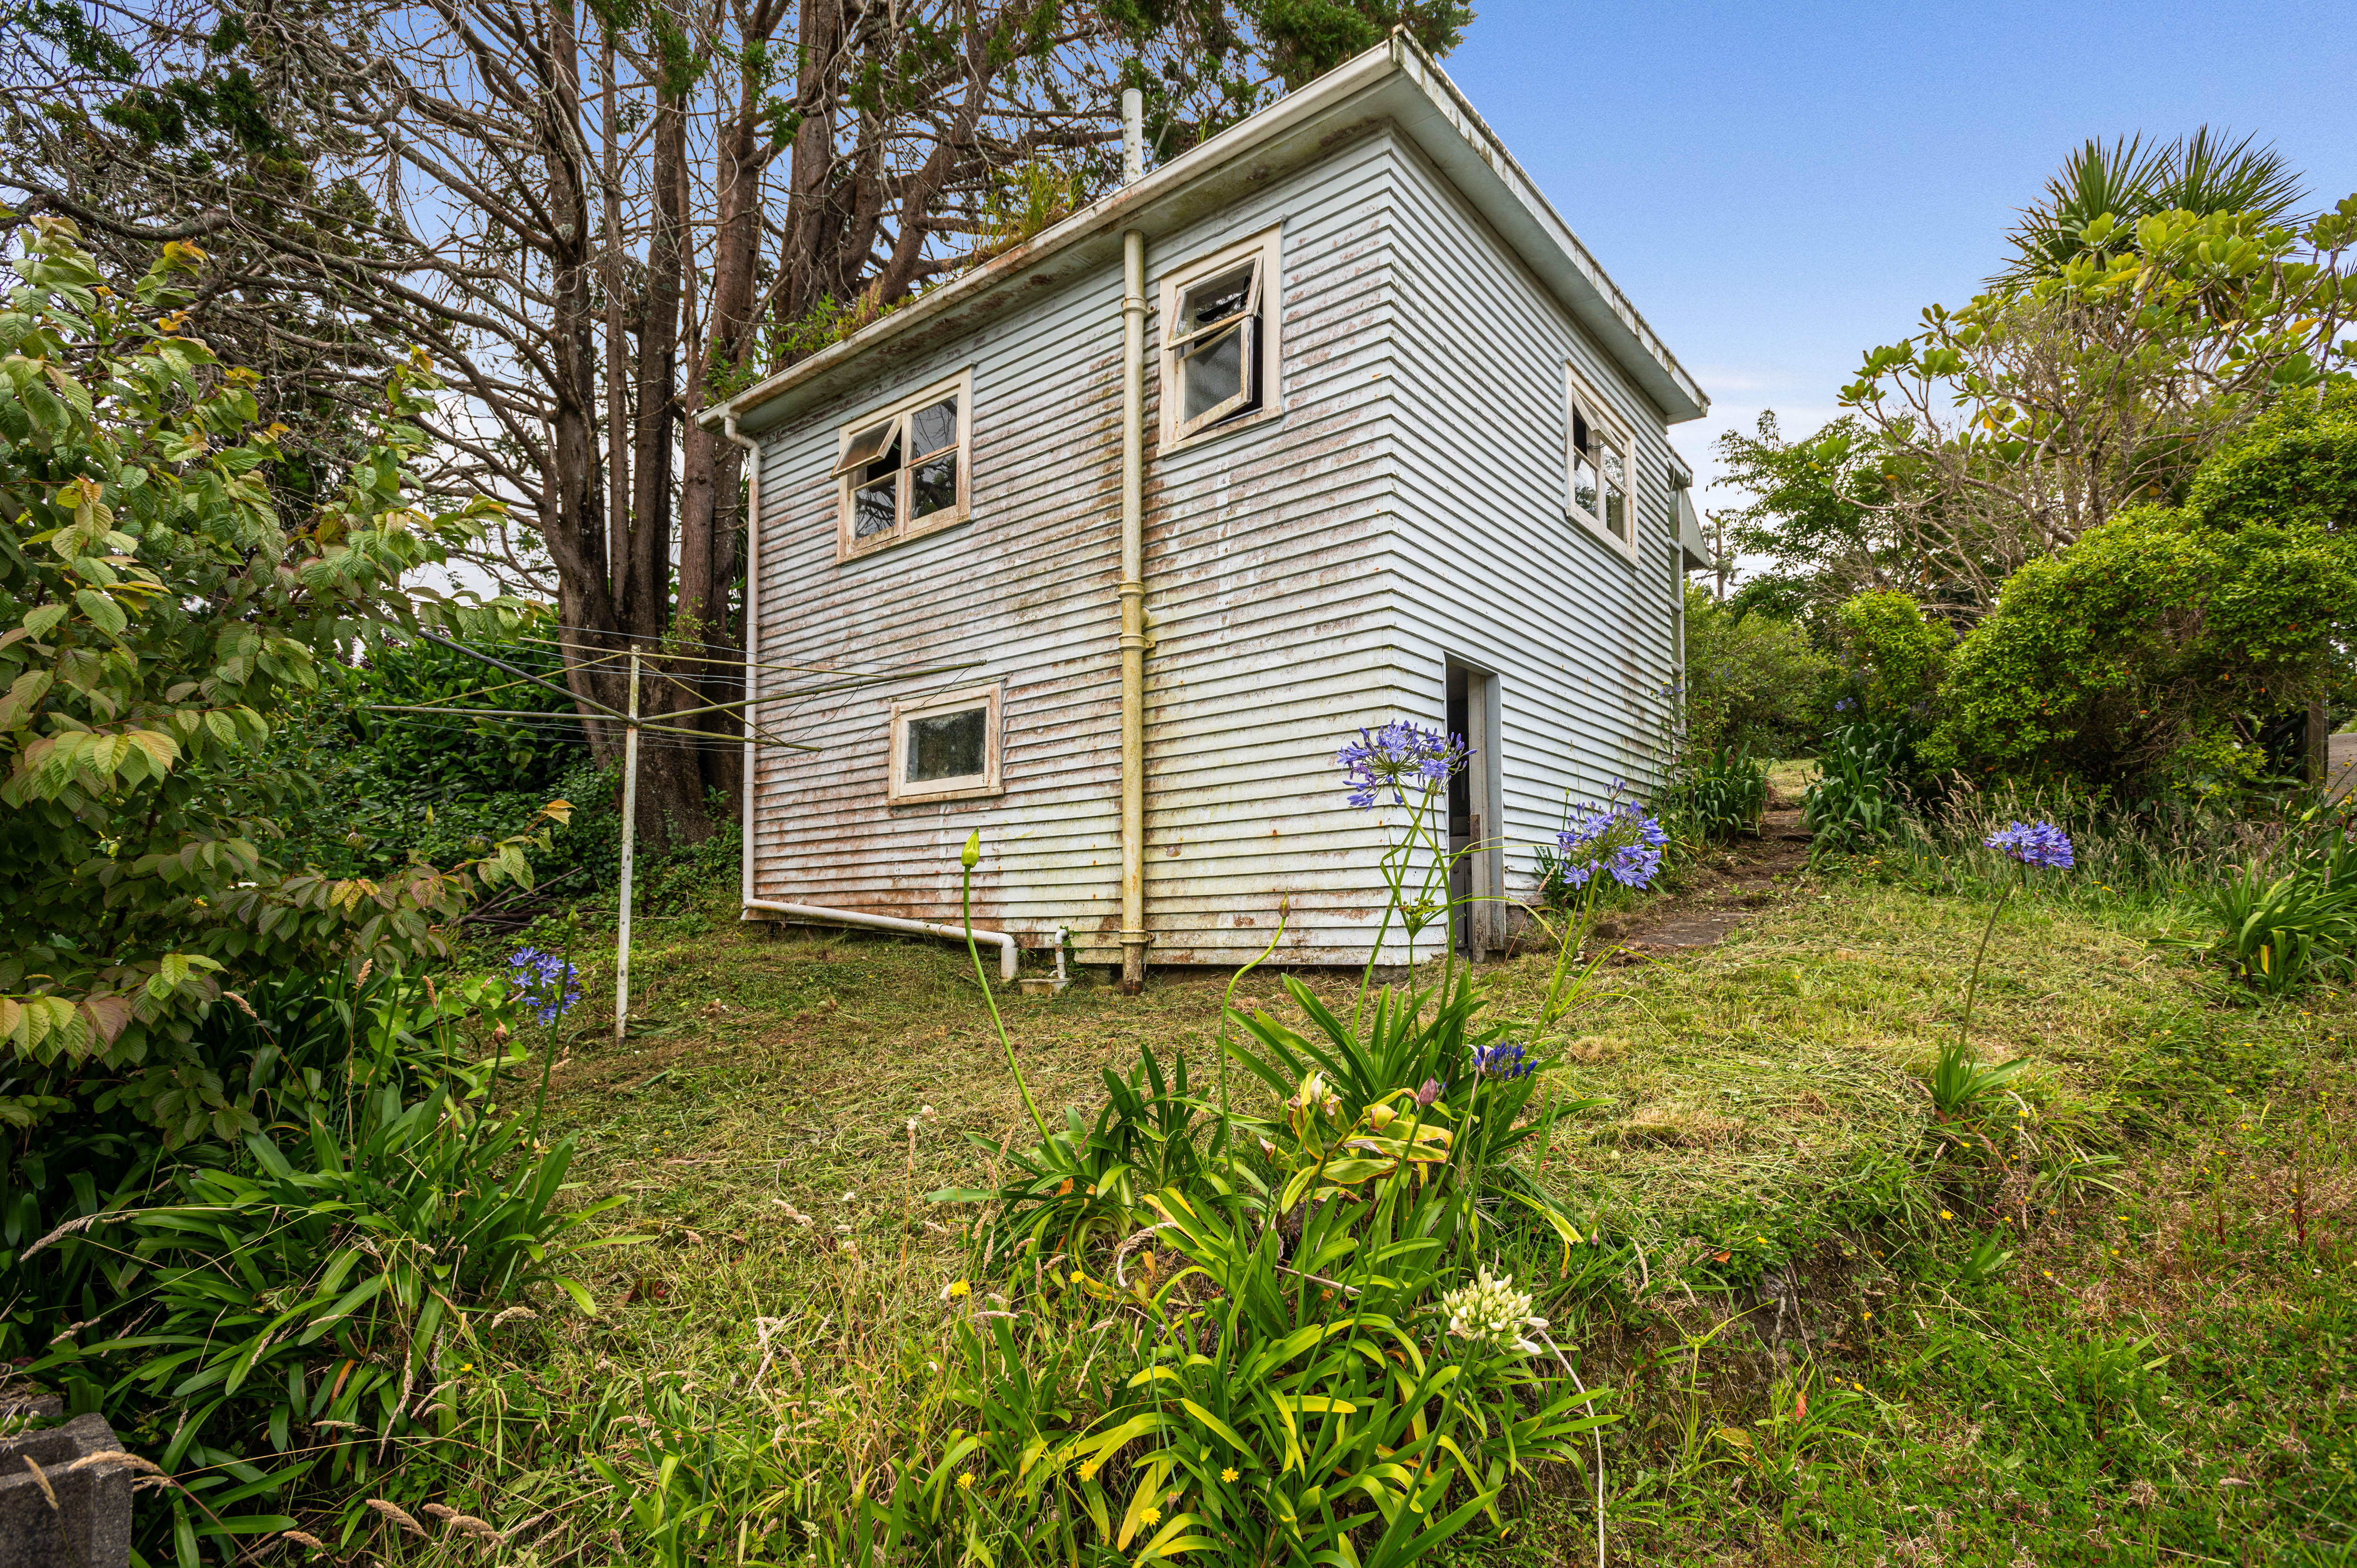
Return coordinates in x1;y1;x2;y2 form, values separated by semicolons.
706;36;1711;986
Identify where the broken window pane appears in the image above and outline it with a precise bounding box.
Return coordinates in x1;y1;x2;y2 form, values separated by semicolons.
1170;258;1261;434
909;452;957;519
908;396;958;459
1181;264;1256;335
1602;441;1627;539
907;706;987;781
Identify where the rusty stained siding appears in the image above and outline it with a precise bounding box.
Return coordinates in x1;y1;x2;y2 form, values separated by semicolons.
749;129;1412;966
1381;130;1686;897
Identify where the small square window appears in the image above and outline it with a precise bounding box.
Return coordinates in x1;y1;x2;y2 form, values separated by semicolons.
834;370;971;560
886;682;1004;805
1566;369;1635;555
1159;227;1282;449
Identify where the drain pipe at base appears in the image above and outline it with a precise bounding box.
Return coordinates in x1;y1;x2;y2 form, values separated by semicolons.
723;417;1023;985
743;899;1020;985
1116;86;1151;994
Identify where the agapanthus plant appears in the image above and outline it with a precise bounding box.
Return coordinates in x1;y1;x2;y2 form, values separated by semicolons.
506;946;581;1026
1985;819;2075;870
1468;1041;1534;1081
1441;1268;1546;1355
1555;795;1670;891
1334;721;1473;993
1938;818;2076;1119
1337;722;1468;810
1526;785;1670;1043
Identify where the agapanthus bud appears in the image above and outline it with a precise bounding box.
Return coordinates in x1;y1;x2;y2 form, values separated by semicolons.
961;830;981;869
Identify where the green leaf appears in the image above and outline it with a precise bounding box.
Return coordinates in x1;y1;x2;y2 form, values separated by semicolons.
73;587;126;638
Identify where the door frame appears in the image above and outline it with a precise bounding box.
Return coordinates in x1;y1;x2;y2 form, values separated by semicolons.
1445;657;1506;960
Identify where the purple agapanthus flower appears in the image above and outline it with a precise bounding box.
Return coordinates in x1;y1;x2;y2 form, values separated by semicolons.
1469;1042;1536;1081
507;946;581;1025
1556;799;1669;890
1336;722;1467;809
1984;820;2074;870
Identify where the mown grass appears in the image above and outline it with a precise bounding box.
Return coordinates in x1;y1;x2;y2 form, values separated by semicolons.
400;866;2357;1568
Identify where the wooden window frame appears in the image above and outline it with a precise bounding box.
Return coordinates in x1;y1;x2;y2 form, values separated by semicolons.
1564;367;1637;560
834;368;973;563
885;681;1005;805
1158;226;1284;452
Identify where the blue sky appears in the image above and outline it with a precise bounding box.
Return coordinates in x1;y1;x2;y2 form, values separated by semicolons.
1439;0;2357;518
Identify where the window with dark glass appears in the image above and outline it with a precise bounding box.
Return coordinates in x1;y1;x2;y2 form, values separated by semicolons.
907;705;987;783
1566;373;1633;550
833;373;969;558
1169;262;1261;435
1160;230;1281;447
886;682;1004;803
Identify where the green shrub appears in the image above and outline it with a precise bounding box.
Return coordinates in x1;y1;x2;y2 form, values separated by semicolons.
1681;585;1838;756
1669;747;1768;843
27;968;629;1563
1834;590;1953;715
0;219;560;1135
2164;816;2357;991
1922;386;2357;796
1802;719;1912;850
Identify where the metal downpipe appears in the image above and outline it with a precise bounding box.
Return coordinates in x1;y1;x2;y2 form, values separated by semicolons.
1117;90;1150;994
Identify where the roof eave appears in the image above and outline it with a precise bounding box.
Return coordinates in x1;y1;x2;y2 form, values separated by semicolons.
704;34;1707;434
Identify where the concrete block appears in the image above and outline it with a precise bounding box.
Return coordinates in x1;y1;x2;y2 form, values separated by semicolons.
0;1412;133;1568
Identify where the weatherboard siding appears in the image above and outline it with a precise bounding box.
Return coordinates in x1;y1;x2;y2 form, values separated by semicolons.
746;124;1684;966
748;131;1414;967
1382;134;1681;900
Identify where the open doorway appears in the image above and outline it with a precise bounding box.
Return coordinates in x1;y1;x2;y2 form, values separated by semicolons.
1444;662;1503;959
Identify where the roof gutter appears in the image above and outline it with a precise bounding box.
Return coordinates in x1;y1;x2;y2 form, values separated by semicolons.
697;34;1703;437
699;41;1400;435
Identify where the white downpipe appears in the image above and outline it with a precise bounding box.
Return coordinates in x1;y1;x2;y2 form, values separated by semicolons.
1116;86;1150;994
743;899;1019;985
720;409;760;914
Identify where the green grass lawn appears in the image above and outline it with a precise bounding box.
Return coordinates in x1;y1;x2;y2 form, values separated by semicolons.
420;867;2357;1567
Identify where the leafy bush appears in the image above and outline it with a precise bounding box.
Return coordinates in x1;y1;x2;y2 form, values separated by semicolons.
1680;584;1838;756
276;612;606;874
940;1043;1227;1262
1668;747;1768;843
26;968;626;1563
1835;590;1953;715
1802;719;1913;850
2168;817;2357;992
1921;386;2357;795
0;219;561;1127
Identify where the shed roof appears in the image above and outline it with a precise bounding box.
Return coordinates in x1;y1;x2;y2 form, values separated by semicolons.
707;35;1708;436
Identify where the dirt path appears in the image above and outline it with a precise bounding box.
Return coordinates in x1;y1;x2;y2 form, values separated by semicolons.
1599;796;1814;958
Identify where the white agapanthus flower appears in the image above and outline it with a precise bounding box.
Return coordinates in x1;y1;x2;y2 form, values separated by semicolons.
1441;1269;1546;1355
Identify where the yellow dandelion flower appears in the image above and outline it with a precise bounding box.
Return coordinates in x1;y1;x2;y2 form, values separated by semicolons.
948;1280;971;1298
1141;1507;1162;1526
1071;1269;1088;1284
958;1473;975;1490
1221;1466;1239;1483
1939;1210;1953;1220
